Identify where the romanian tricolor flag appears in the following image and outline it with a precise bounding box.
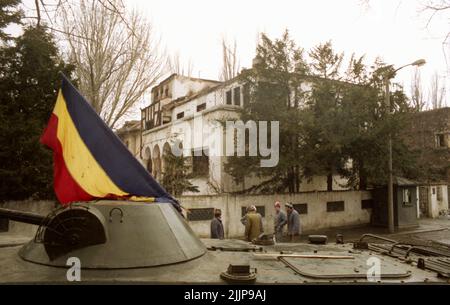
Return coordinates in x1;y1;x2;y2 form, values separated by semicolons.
41;74;179;210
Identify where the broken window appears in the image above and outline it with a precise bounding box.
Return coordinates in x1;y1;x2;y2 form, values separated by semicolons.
293;203;308;214
192;148;209;177
234;87;241;106
176;112;185;119
241;206;266;217
197;103;206;112
0;218;8;232
327;201;345;212
187;208;214;221
243;83;250;105
435;133;447;148
226;90;232;105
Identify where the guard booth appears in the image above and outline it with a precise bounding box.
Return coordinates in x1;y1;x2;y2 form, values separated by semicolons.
371;177;419;229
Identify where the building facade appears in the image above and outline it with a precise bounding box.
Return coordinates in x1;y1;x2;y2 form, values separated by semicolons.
115;73;376;235
122;73;349;196
402;107;450;217
403;107;450;184
116;120;141;158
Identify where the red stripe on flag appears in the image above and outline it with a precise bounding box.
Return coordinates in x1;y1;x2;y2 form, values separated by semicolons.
41;114;94;205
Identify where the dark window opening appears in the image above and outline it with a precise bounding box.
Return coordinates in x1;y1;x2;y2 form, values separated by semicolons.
234;87;241;106
361;199;373;210
436;133;447;148
241;206;265;217
192;149;209;177
327;201;345;212
293;203;308;214
243;83;250;105
187;208;214;221
0;218;8;232
177;112;185;119
226;90;232;105
197;103;206;112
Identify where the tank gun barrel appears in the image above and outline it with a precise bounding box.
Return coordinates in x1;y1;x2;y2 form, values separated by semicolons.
0;208;46;226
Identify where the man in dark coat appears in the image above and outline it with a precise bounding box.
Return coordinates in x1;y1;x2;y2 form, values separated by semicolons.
210;209;224;239
286;203;301;242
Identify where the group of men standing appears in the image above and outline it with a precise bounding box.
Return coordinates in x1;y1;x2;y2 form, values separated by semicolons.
273;202;301;242
210;201;301;242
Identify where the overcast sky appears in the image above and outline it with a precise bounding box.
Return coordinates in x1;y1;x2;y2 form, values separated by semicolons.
125;0;449;107
13;0;450;107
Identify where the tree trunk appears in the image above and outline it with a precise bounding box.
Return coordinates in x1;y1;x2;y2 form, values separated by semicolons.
294;165;300;193
359;160;367;190
327;171;333;191
288;167;295;193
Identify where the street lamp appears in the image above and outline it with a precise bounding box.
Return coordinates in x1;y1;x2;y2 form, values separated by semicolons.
385;59;426;233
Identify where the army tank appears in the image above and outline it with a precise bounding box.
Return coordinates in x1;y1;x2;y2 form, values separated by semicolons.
1;202;450;284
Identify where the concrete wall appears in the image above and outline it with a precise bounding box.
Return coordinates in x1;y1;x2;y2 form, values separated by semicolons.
0;200;56;237
180;191;372;238
120;130;141;158
1;192;371;239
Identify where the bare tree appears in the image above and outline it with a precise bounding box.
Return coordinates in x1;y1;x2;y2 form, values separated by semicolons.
429;72;446;109
58;0;164;128
410;67;426;111
422;1;450;70
167;51;194;77
219;37;240;81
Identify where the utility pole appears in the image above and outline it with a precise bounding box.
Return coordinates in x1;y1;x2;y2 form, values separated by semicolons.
384;59;426;233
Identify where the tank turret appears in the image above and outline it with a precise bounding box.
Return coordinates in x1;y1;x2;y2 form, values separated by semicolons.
0;201;206;269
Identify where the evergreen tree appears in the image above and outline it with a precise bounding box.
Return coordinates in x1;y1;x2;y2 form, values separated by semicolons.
302;41;347;190
0;0;22;42
225;30;309;193
161;151;199;196
338;57;418;189
0;26;74;201
224;33;418;194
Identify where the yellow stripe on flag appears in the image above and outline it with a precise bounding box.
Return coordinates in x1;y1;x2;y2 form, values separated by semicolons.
53;90;128;198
